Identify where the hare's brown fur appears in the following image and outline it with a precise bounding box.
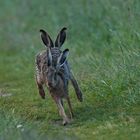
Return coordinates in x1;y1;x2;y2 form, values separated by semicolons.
35;27;82;125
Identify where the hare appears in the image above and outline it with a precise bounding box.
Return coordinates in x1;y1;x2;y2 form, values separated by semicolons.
35;27;83;125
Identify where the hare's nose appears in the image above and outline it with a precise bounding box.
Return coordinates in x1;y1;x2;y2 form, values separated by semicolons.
48;82;53;87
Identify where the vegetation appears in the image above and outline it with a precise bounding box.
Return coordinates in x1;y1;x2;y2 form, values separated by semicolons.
0;0;140;139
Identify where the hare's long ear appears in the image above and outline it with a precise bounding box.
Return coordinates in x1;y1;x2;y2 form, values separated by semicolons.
57;49;69;67
47;48;52;66
55;27;67;48
40;29;54;48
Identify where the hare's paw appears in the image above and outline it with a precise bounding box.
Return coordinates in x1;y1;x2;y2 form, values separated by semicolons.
62;118;70;126
77;91;83;102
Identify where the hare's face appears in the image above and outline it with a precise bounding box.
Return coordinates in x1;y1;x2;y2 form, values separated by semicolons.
46;66;57;87
46;48;69;88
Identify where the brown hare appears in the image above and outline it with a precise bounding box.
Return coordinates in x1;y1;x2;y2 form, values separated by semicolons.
35;27;83;125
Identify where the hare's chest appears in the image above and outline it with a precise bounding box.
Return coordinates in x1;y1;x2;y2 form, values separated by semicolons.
48;86;66;98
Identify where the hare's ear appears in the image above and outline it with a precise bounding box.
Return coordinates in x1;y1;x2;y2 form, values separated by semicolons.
40;29;54;48
57;49;69;66
47;48;52;66
55;27;67;48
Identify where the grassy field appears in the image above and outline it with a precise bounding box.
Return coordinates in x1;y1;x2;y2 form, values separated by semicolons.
0;0;140;139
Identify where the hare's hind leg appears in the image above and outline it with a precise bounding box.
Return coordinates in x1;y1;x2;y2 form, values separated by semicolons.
61;99;64;107
36;76;45;99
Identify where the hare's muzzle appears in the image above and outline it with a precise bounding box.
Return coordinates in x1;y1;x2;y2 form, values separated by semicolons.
48;82;53;87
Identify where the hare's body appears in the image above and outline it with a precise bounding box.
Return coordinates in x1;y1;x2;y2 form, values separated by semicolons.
35;27;82;125
36;48;72;125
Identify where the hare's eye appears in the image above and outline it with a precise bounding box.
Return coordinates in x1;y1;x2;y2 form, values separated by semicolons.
46;69;49;74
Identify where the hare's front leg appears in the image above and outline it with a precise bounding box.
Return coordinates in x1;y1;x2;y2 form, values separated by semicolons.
53;96;69;125
36;76;45;99
66;96;74;119
66;63;83;102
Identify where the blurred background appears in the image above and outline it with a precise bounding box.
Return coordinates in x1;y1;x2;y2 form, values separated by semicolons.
0;0;140;140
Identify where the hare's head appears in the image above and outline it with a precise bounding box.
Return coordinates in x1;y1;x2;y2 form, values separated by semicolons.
46;48;69;88
39;27;68;87
40;27;67;48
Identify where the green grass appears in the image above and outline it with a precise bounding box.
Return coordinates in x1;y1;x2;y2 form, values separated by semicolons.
0;0;140;139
